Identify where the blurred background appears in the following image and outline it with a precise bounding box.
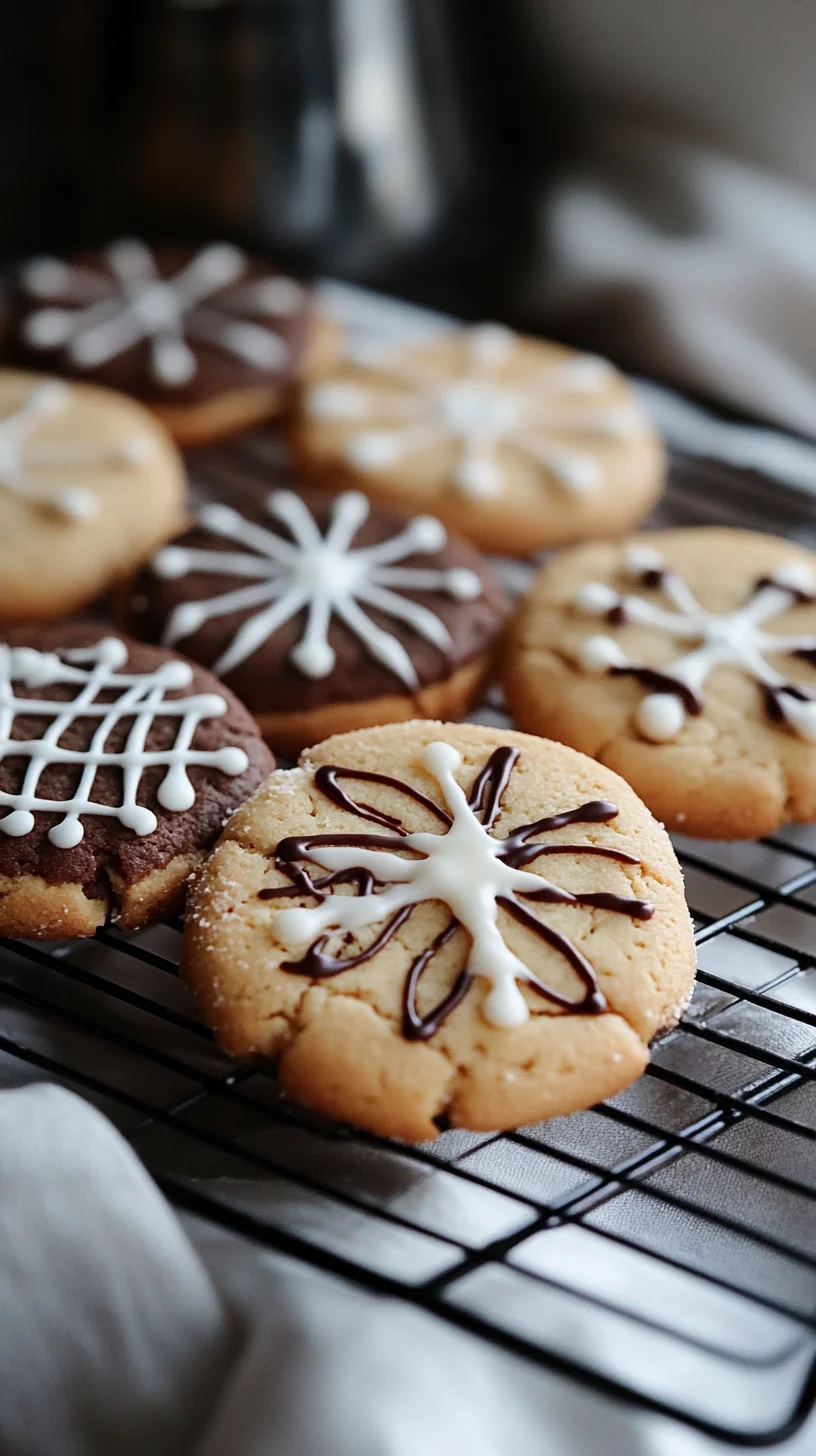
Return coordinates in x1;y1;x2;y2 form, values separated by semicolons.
5;0;816;434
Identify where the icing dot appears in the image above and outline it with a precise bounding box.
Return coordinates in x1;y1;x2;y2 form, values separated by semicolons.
151;338;197;386
216;746;250;776
48;817;84;849
772;560;815;595
422;740;460;777
119;804;159;836
578;634;627;672
446;568;482;600
636;693;686;742
575;582;618;616
165;601;207;639
559;355;614;390
470;323;515;365
23;308;75;349
482;980;530;1028
549;455;601;494
199;502;243;534
254;276;303;315
307;382;369;420
118;434;155;465
158;660;195;690
622;544;664;577
33;380;70;415
153;546;190;581
407;515;447;553
21;257;73;298
1;810;36;838
195;692;229;717
454;456;501;497
195;241;246;285
56;488;98;521
345;431;401;469
157;769;196;812
221;320;287;369
291;639;337;678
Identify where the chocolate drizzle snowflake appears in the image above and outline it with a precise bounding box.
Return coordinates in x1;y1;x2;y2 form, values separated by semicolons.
259;742;654;1038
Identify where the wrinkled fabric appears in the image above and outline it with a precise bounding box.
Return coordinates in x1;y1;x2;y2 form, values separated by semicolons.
0;1084;813;1456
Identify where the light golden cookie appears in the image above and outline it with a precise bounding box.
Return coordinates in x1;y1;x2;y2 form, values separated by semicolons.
0;369;185;622
182;721;695;1140
124;488;508;756
505;527;816;839
11;241;339;445
292;324;665;557
0;623;273;939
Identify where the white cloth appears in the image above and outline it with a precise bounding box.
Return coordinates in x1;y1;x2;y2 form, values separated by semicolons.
1;1083;814;1456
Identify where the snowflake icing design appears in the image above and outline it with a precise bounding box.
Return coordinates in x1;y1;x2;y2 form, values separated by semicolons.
574;544;816;742
20;240;305;388
0;380;154;520
153;490;483;687
0;637;249;849
305;324;644;500
263;741;653;1037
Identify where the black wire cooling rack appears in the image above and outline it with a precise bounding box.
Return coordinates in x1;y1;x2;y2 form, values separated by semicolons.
5;412;816;1446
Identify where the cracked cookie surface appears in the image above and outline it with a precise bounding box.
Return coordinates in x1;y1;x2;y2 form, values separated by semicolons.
505;528;816;839
182;720;694;1140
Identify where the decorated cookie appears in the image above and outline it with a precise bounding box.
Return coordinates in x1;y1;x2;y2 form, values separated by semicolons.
0;624;273;939
0;369;185;622
125;488;507;755
292;324;664;557
504;527;816;839
182;721;695;1140
11;240;338;444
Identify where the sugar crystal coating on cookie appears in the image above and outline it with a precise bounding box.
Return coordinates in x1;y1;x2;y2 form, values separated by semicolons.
182;722;695;1139
263;739;654;1035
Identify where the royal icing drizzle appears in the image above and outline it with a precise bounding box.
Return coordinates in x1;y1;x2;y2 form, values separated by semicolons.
260;742;653;1036
20;240;305;388
0;380;153;520
574;544;816;742
306;324;643;500
153;490;483;687
0;637;249;848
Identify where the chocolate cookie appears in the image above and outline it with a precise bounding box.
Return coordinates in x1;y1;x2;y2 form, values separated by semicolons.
505;528;816;838
0;369;186;623
124;488;508;755
11;240;339;444
182;721;695;1140
0;623;273;938
292;324;665;557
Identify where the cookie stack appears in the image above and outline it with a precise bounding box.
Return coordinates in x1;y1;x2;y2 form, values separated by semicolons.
27;232;816;1139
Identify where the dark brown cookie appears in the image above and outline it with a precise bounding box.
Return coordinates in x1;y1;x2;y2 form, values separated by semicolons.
124;488;508;755
0;623;273;938
10;240;339;444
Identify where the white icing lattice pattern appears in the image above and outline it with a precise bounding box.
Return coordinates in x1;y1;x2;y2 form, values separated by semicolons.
306;324;643;499
0;380;153;520
21;241;305;388
0;638;249;848
153;490;482;687
575;545;816;742
275;742;573;1027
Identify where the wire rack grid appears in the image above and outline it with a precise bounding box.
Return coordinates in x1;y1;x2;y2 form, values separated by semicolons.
5;364;816;1447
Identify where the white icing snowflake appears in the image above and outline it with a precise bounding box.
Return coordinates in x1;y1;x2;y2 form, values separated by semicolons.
20;240;305;388
305;324;643;499
0;380;153;520
153;490;483;686
575;544;816;741
0;637;249;849
273;741;647;1030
